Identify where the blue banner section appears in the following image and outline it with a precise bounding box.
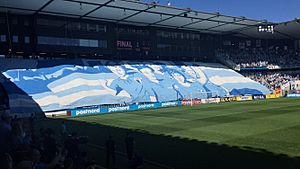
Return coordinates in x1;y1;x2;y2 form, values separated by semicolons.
69;101;181;117
106;105;131;113
70;106;101;117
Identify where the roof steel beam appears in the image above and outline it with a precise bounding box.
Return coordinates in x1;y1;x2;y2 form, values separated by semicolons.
146;10;190;27
205;18;245;31
80;0;115;18
117;4;155;23
175;15;219;29
34;0;55;15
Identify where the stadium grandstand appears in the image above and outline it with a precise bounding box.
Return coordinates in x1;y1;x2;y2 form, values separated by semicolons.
0;0;300;169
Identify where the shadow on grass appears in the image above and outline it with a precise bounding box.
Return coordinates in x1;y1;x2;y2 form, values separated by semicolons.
37;117;300;169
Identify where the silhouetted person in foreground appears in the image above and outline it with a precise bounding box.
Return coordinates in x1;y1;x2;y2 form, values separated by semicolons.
125;132;134;160
43;128;57;163
0;153;13;169
105;135;116;169
61;121;67;140
130;153;143;169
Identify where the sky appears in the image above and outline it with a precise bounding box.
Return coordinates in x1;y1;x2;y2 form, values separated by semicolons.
143;0;300;23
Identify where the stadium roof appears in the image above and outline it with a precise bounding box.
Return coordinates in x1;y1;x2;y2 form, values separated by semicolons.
1;0;299;39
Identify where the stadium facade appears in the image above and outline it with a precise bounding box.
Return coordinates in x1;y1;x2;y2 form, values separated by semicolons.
0;0;299;61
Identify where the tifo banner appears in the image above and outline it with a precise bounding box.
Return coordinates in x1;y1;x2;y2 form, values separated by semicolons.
252;94;266;100
286;94;300;98
236;96;253;101
266;94;280;99
69;101;181;117
2;60;270;113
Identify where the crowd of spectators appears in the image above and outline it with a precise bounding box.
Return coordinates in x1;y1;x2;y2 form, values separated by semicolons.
243;71;300;91
216;48;300;69
0;111;144;169
0;112;108;169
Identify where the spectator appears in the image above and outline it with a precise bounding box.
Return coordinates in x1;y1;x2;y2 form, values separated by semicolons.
43;128;57;163
64;132;80;159
105;135;116;169
16;160;34;169
61;121;67;140
0;153;13;169
31;148;46;169
0;113;12;153
125;132;134;160
130;153;144;169
11;119;26;147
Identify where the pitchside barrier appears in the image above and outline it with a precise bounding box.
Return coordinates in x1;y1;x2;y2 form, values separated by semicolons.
286;90;300;98
68;101;181;117
286;93;300;98
66;93;286;117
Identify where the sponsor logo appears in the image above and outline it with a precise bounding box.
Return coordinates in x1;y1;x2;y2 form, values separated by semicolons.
181;100;201;106
137;104;155;109
181;100;192;106
201;98;220;104
162;102;177;107
75;108;100;116
221;97;235;102
266;94;280;99
287;94;300;97
253;95;265;100
108;106;130;112
237;96;252;101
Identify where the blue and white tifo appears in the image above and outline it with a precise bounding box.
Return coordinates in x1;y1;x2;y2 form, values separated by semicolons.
1;60;270;112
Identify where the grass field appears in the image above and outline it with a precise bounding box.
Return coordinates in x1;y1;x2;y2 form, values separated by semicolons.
40;98;300;169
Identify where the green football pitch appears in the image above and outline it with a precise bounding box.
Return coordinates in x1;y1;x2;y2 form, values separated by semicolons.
40;97;300;169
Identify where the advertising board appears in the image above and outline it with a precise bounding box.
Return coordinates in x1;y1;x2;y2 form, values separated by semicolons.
69;101;181;117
